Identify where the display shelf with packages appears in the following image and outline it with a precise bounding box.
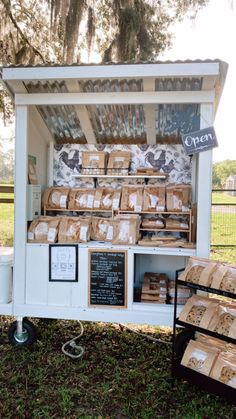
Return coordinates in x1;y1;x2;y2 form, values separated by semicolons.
172;267;236;403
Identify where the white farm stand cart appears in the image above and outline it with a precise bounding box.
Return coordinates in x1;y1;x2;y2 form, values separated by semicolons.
0;60;227;346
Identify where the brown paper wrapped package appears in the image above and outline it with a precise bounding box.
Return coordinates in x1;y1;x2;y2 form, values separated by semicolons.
100;189;121;211
42;187;70;209
178;295;219;328
112;214;140;245
211;264;236;293
143;186;165;212
208;302;236;338
107;151;131;175
181;339;219;376
91;217;114;242
141;217;165;229
58;216;91;243
120;186;143;211
166;184;191;211
210;353;236;388
68;189;96;210
28;216;61;243
81;151;108;175
179;257;218;286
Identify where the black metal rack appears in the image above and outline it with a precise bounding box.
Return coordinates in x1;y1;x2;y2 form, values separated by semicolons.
172;268;236;404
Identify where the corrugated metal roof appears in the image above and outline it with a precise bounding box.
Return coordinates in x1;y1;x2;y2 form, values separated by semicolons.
0;59;227;145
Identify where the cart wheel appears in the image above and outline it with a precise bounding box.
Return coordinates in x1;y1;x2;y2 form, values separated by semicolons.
174;328;195;359
8;319;37;347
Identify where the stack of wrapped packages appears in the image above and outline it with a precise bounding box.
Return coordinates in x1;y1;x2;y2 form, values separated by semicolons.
181;334;236;389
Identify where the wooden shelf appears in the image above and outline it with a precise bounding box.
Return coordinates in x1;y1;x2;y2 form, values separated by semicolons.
140;228;189;233
72;174;168;179
119;210;191;215
43;207;113;215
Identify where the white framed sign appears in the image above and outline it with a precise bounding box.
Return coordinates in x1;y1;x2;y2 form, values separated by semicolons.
49;244;78;282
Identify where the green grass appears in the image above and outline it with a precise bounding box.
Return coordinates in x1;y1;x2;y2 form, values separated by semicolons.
0;203;14;246
0;319;235;418
212;191;236;204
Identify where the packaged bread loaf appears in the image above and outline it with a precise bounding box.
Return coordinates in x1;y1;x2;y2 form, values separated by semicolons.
168;280;192;305
141;217;165;229
196;333;228;352
100;188;121;211
107;151;131;175
28;216;61;243
91;217;114;242
165;216;189;230
142;186;165;212
181;339;219;376
141;272;168;304
68;188;95;210
58;216;90;243
112;214;140;245
178;257;218;287
208;302;236;338
178;295;218;328
211;264;236;294
42;187;70;209
166;184;191;211
120;186;143;212
210;352;236;388
81;151;108;175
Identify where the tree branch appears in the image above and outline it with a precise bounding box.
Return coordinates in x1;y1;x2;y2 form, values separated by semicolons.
1;0;45;63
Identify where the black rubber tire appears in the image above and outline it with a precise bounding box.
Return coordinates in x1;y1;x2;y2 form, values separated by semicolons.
8;318;37;347
174;328;195;360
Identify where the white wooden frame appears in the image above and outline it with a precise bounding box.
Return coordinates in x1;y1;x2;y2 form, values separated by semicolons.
0;60;226;323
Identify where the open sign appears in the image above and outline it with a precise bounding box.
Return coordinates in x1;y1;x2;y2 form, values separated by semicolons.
181;127;218;155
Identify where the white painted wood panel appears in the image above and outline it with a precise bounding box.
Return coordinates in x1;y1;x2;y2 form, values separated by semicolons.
25;244;48;305
15;91;214;106
3;62;220;81
196;103;214;257
13;106;28;310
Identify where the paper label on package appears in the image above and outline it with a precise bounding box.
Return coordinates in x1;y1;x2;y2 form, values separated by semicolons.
228;375;236;387
103;196;112;208
150;195;158;208
107;225;113;240
80;226;87;241
87;194;94;208
180;223;188;229
89;155;99;161
135;205;142;212
112;199;119;210
48;228;56;242
156;206;165;211
60;195;67;208
28;232;34;240
114;157;124;162
119;222;129;241
99;224;108;233
173;196;182;210
182;205;189;212
94;200;100;208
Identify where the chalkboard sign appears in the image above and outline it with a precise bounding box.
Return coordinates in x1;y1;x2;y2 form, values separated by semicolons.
89;250;127;308
181;126;218;155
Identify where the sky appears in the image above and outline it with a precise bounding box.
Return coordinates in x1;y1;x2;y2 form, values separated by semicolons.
1;0;236;162
160;0;236;162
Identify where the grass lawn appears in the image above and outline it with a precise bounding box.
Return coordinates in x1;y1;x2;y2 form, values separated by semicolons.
212;191;236;204
0;319;235;419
